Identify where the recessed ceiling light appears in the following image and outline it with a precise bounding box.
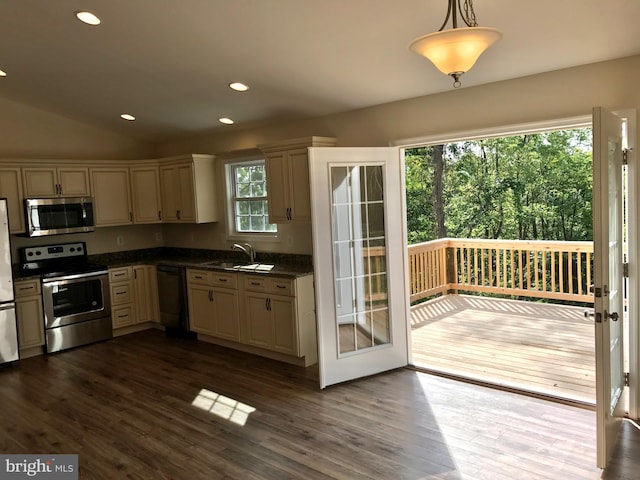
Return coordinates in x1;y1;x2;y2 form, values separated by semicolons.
0;69;6;77
76;11;101;26
219;117;234;125
229;82;249;92
120;114;136;121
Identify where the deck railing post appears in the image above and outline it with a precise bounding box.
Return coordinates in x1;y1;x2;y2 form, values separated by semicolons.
446;245;457;294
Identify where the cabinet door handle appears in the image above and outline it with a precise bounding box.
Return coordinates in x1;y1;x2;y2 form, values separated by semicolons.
209;289;213;302
275;284;286;289
250;281;260;286
267;297;272;311
130;211;133;222
134;270;137;279
158;210;162;220
177;209;181;220
265;298;269;311
194;275;204;279
218;278;228;282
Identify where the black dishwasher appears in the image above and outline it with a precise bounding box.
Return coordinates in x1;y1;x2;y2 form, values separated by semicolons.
156;265;194;338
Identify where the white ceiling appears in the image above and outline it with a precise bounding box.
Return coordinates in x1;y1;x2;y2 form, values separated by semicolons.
1;0;639;143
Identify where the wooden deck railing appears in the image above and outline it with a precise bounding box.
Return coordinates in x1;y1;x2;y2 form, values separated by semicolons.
408;238;594;304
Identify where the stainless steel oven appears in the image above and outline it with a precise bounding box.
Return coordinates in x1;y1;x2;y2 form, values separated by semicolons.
20;242;112;354
41;270;111;353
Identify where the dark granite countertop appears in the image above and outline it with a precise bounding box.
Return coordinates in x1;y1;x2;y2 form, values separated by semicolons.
88;247;314;278
12;248;314;281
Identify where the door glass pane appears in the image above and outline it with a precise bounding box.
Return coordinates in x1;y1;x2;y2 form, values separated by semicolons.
330;165;390;355
608;138;623;412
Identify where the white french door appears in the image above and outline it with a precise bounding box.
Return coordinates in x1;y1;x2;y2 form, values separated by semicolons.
309;147;409;388
593;107;626;468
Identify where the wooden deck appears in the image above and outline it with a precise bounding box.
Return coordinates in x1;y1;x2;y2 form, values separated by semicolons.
410;294;596;404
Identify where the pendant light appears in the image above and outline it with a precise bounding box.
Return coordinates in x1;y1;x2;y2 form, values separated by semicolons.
409;0;502;88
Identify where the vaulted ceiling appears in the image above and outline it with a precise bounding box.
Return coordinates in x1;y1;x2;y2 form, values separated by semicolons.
1;0;639;142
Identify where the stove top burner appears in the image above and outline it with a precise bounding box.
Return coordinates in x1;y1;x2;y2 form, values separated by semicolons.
19;241;105;278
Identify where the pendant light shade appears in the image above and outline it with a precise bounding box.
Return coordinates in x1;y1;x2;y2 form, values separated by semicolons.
409;1;502;87
409;27;502;75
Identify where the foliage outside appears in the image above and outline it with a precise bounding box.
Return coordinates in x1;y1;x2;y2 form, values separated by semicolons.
405;128;593;244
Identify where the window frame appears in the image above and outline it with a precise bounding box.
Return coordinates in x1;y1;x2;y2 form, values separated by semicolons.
224;157;278;240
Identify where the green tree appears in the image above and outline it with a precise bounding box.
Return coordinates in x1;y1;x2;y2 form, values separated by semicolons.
404;128;592;243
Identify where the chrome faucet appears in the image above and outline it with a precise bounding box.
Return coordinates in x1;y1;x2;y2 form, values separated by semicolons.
232;243;255;263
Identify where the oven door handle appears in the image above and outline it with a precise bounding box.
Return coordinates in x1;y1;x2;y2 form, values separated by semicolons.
42;271;108;285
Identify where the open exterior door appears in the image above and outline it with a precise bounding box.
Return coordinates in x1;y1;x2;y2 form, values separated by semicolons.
309;147;409;388
593;107;626;468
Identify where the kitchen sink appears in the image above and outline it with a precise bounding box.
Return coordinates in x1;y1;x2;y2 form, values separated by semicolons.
200;260;246;269
200;260;274;272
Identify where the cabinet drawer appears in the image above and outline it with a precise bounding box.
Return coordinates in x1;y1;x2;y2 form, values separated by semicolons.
188;269;212;285
210;271;237;288
110;266;132;282
243;275;269;292
112;305;134;328
14;279;41;298
269;277;294;296
111;283;132;304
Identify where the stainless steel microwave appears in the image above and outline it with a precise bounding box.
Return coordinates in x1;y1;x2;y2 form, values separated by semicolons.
24;197;95;237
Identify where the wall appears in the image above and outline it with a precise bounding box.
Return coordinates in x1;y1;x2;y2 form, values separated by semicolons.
0;97;153;160
10;225;164;261
157;56;640;155
1;96;159;259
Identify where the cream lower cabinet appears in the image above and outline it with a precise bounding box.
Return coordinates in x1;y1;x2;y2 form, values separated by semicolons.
187;269;239;341
110;266;135;328
241;274;317;363
133;265;160;324
110;265;159;329
14;279;45;355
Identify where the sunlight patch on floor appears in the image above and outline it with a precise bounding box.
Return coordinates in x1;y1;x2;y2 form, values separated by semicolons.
191;389;256;426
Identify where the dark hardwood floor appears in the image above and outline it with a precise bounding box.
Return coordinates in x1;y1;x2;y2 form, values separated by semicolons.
1;330;638;479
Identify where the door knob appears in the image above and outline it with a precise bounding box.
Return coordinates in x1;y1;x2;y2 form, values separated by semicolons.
605;310;619;322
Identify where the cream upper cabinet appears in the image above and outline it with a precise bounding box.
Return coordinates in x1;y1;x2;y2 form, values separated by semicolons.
23;166;90;198
259;137;336;223
130;166;162;223
159;154;217;223
0;167;25;233
90;167;133;226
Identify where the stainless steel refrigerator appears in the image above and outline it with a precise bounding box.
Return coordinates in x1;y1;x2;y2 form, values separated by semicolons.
0;198;19;365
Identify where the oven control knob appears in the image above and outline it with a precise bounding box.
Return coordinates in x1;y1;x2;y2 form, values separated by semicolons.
35;251;41;255
70;247;75;252
27;252;34;257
